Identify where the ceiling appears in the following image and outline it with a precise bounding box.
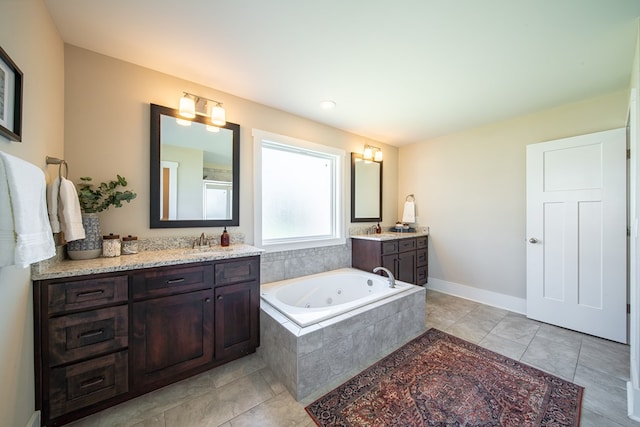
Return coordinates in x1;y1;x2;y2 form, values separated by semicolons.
44;0;640;146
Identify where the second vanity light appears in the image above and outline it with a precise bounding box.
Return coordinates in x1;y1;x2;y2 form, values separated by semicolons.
178;92;226;127
363;144;383;162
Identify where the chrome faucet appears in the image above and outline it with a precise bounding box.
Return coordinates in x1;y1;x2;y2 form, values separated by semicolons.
373;266;396;288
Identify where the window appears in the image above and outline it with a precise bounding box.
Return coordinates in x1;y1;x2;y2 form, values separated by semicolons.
253;129;345;251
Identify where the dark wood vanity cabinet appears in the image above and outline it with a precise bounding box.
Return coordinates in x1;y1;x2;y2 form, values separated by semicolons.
130;262;215;389
352;235;428;286
34;255;260;426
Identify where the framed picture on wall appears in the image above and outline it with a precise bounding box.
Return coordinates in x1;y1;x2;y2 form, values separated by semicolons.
0;46;23;142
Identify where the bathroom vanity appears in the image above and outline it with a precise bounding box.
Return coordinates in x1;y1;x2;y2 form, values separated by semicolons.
32;246;261;426
351;232;428;285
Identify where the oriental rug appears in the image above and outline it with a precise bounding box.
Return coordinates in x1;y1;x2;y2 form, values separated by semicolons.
306;328;583;427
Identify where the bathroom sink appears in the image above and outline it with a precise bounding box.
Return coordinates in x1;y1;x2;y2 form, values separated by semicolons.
181;246;234;256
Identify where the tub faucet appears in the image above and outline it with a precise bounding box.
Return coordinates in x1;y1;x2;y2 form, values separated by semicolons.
373;266;396;288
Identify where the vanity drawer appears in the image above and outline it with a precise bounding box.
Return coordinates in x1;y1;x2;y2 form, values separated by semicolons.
215;257;260;285
380;241;399;255
417;249;428;267
48;275;128;314
132;264;214;299
49;350;128;419
398;238;416;253
416;236;428;249
49;305;128;366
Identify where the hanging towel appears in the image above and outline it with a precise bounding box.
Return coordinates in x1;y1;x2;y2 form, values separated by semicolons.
58;177;85;242
0;158;15;267
0;152;56;268
401;200;416;223
46;176;61;233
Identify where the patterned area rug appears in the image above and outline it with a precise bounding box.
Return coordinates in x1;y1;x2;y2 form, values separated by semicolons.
306;328;583;427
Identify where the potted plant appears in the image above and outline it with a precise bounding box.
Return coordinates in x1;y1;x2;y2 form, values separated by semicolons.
67;175;137;260
77;175;137;213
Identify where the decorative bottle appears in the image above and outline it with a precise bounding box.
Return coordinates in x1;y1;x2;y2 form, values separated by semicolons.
376;223;382;234
221;227;230;247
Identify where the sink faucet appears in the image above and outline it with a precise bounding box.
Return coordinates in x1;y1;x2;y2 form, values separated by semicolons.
193;232;209;248
373;266;396;288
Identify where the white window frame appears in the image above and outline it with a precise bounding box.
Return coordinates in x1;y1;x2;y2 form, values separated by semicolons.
253;129;346;252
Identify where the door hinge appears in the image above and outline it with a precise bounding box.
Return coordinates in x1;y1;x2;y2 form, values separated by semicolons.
628;149;631;159
628;303;631;314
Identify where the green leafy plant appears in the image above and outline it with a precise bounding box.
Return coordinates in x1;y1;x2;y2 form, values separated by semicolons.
77;175;137;213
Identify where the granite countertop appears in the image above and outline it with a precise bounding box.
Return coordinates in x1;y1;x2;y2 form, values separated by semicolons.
32;244;264;281
350;231;429;241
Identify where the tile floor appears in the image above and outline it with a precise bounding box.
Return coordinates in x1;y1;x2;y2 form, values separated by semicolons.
68;290;637;426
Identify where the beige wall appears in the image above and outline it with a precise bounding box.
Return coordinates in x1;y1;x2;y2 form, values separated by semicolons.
398;90;629;300
63;45;398;240
0;1;64;426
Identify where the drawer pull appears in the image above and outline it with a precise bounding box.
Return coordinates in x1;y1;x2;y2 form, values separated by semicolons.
78;328;105;339
217;295;223;300
165;278;185;285
80;376;105;388
76;290;104;298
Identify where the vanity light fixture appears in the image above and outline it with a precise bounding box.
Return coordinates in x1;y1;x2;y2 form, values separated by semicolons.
363;144;383;162
178;92;226;127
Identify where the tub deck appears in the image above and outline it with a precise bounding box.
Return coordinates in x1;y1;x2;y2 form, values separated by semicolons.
258;279;426;401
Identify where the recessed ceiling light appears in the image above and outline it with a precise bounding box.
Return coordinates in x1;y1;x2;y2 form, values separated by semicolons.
320;100;336;110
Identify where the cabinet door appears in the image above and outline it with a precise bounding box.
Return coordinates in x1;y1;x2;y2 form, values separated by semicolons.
214;281;259;361
132;289;213;388
382;254;397;276
397;251;416;284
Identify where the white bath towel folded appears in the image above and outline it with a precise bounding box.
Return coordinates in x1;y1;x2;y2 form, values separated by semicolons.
46;176;61;233
0;151;56;268
58;177;85;242
401;200;416;223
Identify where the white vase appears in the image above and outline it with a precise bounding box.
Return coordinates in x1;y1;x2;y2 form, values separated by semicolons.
67;213;102;260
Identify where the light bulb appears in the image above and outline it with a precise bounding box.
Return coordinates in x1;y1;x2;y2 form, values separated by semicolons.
210;105;226;126
179;95;196;118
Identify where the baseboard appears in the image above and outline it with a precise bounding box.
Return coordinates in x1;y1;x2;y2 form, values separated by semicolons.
26;411;40;427
426;277;527;315
628;381;640;422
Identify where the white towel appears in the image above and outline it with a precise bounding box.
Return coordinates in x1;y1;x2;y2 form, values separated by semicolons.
401;200;416;223
0;158;15;267
0;151;56;268
58;177;85;242
47;176;61;233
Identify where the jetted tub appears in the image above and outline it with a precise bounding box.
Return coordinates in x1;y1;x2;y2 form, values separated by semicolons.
258;267;426;400
260;267;411;327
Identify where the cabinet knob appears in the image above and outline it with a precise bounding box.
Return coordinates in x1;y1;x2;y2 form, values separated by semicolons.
529;237;539;244
217;295;223;300
204;298;211;303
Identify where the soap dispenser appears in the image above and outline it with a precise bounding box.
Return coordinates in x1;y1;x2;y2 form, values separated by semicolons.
375;223;381;234
221;227;230;247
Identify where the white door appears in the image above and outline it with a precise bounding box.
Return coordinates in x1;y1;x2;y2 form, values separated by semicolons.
526;128;627;343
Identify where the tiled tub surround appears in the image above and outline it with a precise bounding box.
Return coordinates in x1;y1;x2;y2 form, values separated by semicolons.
259;277;426;401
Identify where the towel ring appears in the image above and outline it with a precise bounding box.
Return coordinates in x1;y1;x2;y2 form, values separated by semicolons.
46;156;69;179
405;194;415;202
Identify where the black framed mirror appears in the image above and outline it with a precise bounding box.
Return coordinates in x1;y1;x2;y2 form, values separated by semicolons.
351;152;382;222
150;103;240;228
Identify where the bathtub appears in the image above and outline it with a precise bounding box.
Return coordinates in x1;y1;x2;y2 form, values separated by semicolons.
259;268;427;400
260;268;411;327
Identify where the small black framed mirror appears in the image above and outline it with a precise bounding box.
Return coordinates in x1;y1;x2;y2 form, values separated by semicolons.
350;152;382;222
150;103;240;228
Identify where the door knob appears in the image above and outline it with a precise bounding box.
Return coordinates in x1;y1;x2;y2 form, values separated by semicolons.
529;238;539;244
